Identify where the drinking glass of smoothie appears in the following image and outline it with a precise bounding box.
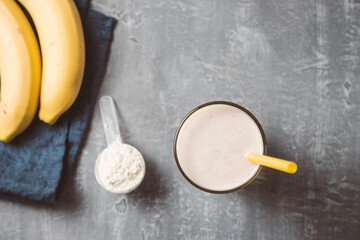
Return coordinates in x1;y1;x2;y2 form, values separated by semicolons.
174;101;267;193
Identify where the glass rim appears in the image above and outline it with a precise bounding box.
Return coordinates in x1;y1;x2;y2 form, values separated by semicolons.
173;101;267;194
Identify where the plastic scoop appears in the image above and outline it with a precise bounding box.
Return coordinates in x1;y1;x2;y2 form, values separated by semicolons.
247;152;297;174
95;96;145;193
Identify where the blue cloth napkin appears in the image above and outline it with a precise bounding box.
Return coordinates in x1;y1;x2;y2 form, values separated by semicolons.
0;1;115;203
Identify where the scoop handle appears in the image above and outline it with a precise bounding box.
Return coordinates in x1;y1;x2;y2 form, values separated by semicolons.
99;96;122;146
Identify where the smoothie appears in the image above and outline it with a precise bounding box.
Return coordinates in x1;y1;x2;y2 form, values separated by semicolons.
175;103;265;192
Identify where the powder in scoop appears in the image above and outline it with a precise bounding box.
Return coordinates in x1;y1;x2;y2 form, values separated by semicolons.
95;139;145;193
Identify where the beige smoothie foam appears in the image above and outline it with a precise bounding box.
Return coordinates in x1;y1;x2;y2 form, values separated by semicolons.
176;104;264;191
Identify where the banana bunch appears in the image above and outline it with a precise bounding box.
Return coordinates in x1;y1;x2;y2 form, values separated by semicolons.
0;0;85;143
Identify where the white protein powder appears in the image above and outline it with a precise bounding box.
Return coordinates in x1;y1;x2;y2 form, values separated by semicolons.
95;139;145;193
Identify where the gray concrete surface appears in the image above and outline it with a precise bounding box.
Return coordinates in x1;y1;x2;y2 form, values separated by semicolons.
1;0;360;239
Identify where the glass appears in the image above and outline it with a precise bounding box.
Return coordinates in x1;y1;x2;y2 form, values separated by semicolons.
173;101;267;193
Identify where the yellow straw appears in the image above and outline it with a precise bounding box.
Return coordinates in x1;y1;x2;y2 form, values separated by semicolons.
247;152;297;174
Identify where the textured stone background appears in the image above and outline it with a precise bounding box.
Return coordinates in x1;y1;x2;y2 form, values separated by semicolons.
1;0;360;239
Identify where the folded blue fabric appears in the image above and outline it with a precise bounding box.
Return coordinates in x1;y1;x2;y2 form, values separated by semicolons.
0;1;115;203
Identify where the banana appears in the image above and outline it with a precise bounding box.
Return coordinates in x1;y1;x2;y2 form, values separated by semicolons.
0;0;41;142
18;0;85;125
